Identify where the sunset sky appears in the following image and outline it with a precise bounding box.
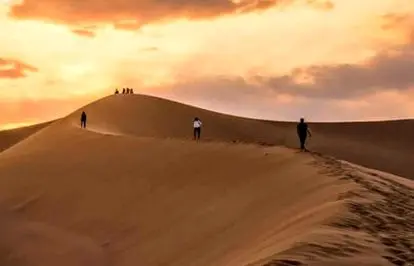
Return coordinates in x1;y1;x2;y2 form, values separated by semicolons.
1;0;414;128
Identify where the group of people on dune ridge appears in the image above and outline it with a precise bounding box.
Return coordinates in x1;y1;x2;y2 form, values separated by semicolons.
114;88;134;94
79;111;311;151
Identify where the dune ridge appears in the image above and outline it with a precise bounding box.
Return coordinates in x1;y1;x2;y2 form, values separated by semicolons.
0;94;412;265
2;94;413;179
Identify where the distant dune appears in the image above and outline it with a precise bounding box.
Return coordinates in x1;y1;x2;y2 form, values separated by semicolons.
0;121;53;153
265;119;414;180
0;94;412;266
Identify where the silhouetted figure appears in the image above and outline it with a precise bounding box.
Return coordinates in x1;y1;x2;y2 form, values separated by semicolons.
193;117;202;140
81;111;87;128
131;88;134;94
122;88;126;94
297;118;311;151
115;89;119;94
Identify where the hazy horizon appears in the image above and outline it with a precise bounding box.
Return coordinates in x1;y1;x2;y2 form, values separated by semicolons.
2;93;414;131
1;0;414;128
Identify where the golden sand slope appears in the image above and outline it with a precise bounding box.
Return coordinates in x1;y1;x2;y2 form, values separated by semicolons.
2;94;413;179
0;127;351;265
0;121;52;153
64;94;282;142
0;95;412;266
265;120;414;180
72;94;414;179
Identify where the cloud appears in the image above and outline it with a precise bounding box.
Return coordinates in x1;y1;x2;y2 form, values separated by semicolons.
380;13;414;30
305;0;333;10
0;58;38;79
255;35;414;99
71;29;96;38
152;21;414;118
9;0;333;28
141;47;159;52
160;26;414;102
379;13;414;43
152;76;414;121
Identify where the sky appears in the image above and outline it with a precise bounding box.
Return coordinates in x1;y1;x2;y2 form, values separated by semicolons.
1;0;414;129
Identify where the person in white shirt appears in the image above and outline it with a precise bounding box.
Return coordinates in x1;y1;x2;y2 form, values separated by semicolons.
193;117;202;140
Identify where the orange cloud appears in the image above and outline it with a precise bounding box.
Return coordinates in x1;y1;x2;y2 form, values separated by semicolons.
141;47;159;52
3;0;414;125
381;13;412;30
305;0;333;10
243;13;414;99
258;43;414;99
380;14;414;48
72;29;96;38
155;77;414;122
378;13;414;42
9;0;333;28
157;24;414;104
0;58;38;79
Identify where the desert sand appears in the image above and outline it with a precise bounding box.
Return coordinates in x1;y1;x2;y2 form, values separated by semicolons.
0;94;412;266
0;121;53;153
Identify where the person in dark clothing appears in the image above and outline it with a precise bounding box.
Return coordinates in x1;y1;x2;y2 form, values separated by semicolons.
297;118;311;151
122;88;125;94
193;117;202;140
81;111;87;128
115;88;119;94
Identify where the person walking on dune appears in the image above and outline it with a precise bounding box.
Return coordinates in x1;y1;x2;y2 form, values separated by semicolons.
81;111;87;129
297;118;311;151
193;117;202;140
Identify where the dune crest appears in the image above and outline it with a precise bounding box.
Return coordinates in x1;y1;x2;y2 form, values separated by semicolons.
0;94;412;265
3;94;414;180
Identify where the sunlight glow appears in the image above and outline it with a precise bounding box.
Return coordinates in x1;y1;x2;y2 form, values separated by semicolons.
1;0;414;125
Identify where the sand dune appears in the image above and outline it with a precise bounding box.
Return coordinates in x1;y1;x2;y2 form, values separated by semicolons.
0;121;52;153
0;94;412;266
2;95;413;179
265;120;414;180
